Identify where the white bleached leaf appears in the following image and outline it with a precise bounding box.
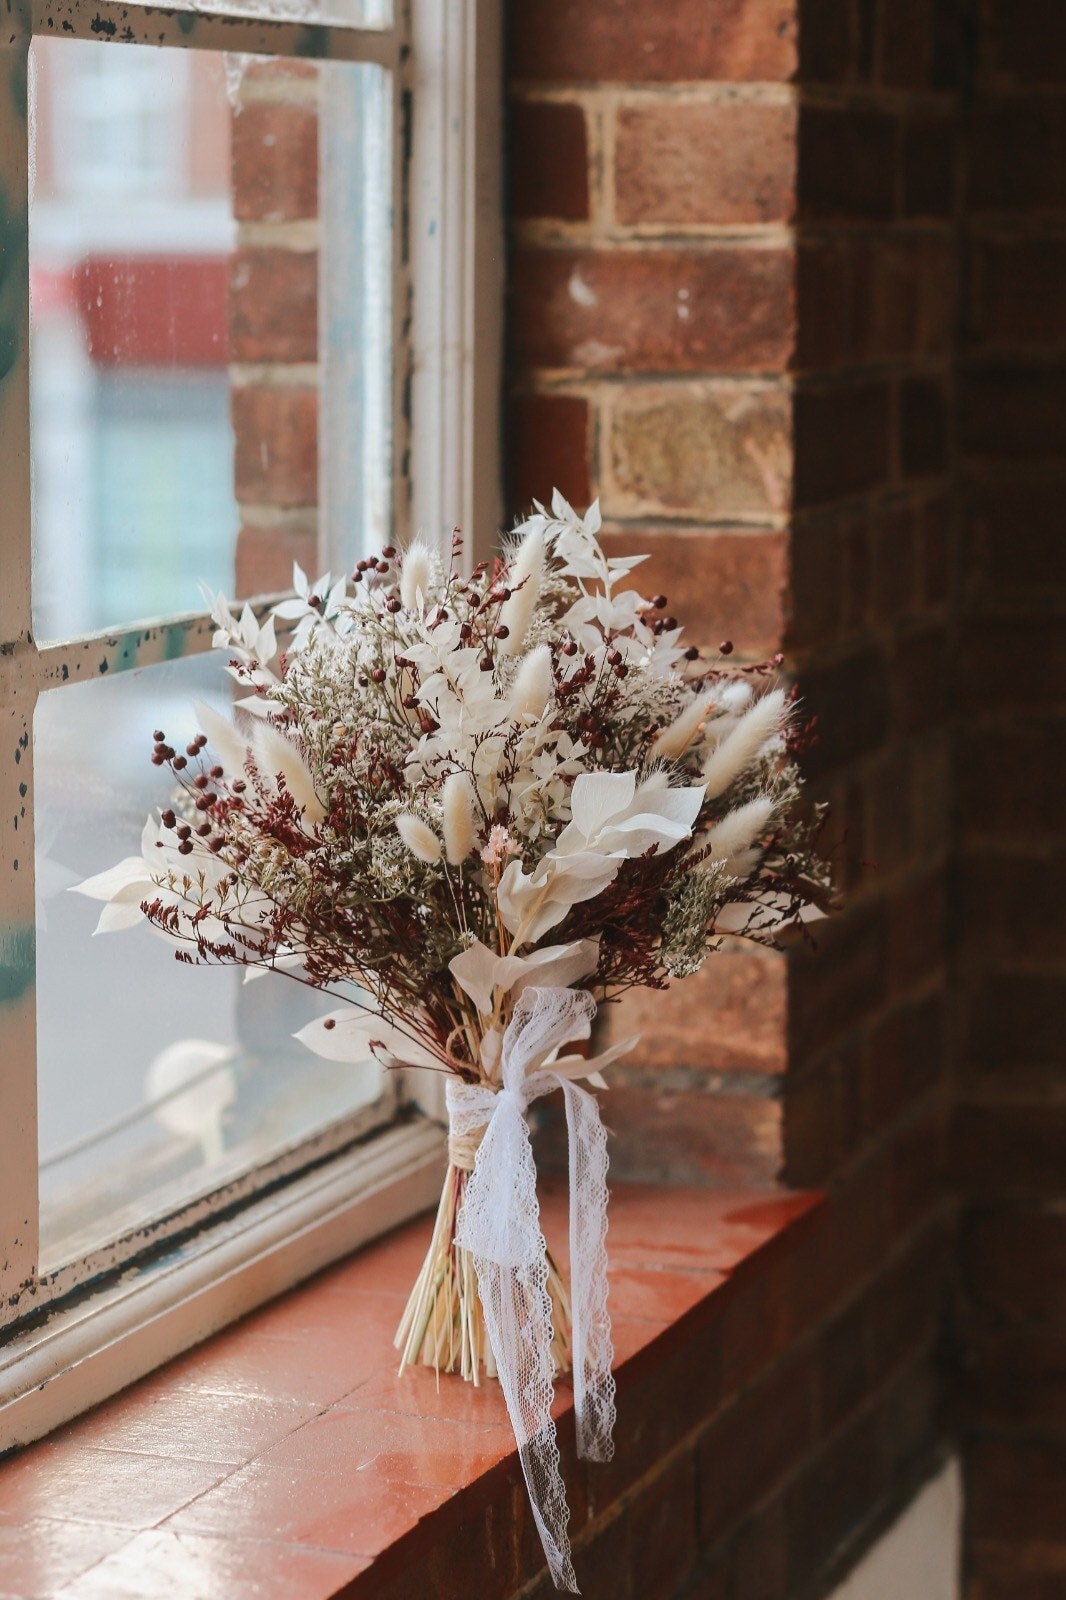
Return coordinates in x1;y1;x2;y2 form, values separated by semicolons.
449;938;600;1016
497;852;624;943
568;770;636;842
70;856;149;902
193;700;250;777
295;1008;442;1069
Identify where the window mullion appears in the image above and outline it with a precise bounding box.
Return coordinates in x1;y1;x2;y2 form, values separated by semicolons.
0;6;41;1327
31;0;400;67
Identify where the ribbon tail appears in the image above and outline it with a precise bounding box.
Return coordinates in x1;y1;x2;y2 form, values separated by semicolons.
456;1099;579;1593
560;1079;616;1463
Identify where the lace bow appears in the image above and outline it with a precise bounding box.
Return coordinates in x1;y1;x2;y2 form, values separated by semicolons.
449;985;621;1593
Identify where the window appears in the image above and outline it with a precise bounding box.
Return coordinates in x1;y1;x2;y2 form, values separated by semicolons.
0;0;501;1449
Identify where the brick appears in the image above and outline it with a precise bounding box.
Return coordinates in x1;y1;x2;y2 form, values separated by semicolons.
510;247;795;376
957;849;1066;963
964;473;1066;594
232;103;318;223
782;1041;864;1185
793;383;891;507
784;1153;895;1334
790;644;891;779
960;1327;1066;1430
784;1406;885;1591
235;523;318;598
864;746;918;878
968;97;1066;213
788;901;888;1062
886;868;947;995
864;1223;952;1388
594;1085;782;1188
899;375;949;479
917;491;951;605
957;615;1066;711
869;501;918;625
724;1500;788;1600
967;1438;1066;1545
508;0;798;84
892;1093;951;1233
507;392;590;515
614;100;796;227
232;386;318;508
597;946;786;1074
509;99;589;221
817;1294;869;1431
956;1099;1066;1195
629;1453;698;1600
865;992;945;1129
571;1508;633;1598
902;114;957;217
894;624;948;736
697;1351;816;1546
798;106;898;221
597;526;786;658
983;0;1066;87
787;513;846;651
962;1205;1066;1326
877;0;934;89
798;0;856;83
957;717;1066;841
230;249;317;363
968;233;1066;351
964;971;1066;1074
967;1542;1066;1600
603;384;791;520
797;234;954;372
953;360;1066;460
591;1321;724;1510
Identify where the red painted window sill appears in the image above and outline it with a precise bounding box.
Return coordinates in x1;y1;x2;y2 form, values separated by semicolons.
0;1180;820;1599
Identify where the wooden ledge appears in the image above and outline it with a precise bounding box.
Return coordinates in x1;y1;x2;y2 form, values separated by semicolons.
0;1182;821;1599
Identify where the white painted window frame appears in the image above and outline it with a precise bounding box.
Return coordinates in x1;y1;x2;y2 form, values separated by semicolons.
0;0;501;1450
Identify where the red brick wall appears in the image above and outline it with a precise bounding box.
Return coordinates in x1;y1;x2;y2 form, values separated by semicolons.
955;5;1066;1595
507;2;960;1595
229;60;321;597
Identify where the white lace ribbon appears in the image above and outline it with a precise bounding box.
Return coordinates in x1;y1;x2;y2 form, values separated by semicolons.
449;985;621;1594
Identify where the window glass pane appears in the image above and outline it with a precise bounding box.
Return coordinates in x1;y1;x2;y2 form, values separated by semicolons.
29;39;392;644
34;653;387;1271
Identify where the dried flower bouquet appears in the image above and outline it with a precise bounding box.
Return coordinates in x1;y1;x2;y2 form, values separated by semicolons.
76;493;830;1590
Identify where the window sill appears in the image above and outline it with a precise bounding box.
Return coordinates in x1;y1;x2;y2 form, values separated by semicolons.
0;1179;821;1599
